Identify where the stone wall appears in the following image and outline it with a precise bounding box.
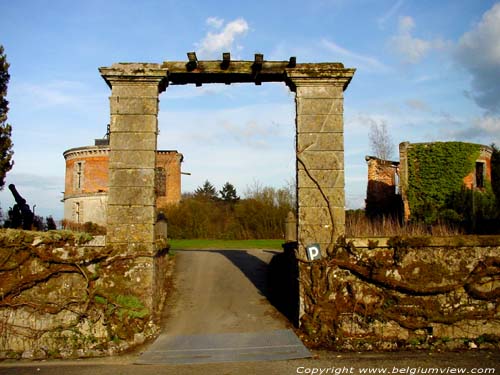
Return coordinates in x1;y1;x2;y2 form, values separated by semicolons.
0;229;170;359
296;236;500;350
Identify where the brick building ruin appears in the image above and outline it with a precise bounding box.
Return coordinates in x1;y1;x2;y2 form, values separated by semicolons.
63;137;183;226
365;141;493;221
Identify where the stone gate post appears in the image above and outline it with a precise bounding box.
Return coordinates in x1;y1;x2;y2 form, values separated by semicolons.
99;64;168;253
287;66;354;259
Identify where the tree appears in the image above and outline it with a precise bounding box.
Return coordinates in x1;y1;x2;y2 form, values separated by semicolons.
46;216;57;230
0;45;14;189
219;182;240;204
368;121;395;160
194;180;219;201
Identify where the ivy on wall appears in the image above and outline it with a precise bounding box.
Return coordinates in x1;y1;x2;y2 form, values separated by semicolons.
407;142;481;224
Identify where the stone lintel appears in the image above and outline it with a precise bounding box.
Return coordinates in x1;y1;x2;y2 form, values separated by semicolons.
99;63;169;92
286;66;355;92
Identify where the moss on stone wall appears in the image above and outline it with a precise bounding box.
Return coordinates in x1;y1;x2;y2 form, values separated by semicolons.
298;236;500;351
0;229;170;359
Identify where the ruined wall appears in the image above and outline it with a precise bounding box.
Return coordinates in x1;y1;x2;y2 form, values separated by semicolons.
156;151;183;208
365;156;401;218
463;146;492;189
298;236;500;350
399;142;493;223
0;229;170;359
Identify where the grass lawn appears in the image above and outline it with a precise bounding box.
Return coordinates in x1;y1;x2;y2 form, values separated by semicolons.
168;239;284;250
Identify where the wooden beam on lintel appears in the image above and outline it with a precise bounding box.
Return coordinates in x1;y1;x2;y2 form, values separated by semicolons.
221;52;231;70
186;52;198;71
161;60;348;85
252;53;263;85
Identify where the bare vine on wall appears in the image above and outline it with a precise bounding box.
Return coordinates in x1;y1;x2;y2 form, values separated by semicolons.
0;230;157;356
298;237;500;348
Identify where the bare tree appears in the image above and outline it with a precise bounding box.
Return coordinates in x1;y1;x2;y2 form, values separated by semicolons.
369;121;395;160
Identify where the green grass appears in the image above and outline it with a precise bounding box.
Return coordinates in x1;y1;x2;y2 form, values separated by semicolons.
168;239;284;250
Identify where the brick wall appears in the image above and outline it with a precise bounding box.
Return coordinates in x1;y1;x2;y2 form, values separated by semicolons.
365;156;401;218
156;151;183;208
63;146;182;224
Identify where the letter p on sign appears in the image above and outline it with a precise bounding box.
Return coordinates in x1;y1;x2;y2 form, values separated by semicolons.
306;243;322;261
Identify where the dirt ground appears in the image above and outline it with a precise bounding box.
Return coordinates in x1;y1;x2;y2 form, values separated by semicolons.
161;249;290;335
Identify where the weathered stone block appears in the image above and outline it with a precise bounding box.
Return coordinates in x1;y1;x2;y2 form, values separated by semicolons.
108;186;155;206
298;207;331;225
110;168;155;187
111;84;160;97
298;187;345;207
295;85;343;99
297;98;343;116
107;223;155;244
109;151;156;169
297;133;343;151
107;205;156;225
110;115;157;133
296;114;343;133
110;132;157;151
110;97;159;115
298;223;344;248
297;150;344;170
297;169;344;188
298;206;344;226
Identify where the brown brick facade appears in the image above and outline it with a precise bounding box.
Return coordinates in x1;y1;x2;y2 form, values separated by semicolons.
155;151;183;208
63;145;182;225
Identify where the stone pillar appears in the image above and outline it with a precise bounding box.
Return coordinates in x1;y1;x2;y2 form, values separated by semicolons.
287;66;354;259
99;63;168;253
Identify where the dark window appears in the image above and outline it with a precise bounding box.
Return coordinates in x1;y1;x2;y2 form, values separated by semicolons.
76;162;83;190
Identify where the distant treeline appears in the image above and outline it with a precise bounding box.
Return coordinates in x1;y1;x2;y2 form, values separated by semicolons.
160;181;295;240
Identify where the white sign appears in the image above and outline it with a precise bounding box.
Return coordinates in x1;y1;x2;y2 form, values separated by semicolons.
306;244;321;261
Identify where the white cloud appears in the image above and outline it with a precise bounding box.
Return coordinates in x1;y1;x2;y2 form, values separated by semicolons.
377;0;405;29
475;115;500;134
321;39;389;72
196;18;249;58
10;80;103;111
405;99;431;112
206;16;224;29
455;3;500;114
438;114;500;145
388;16;447;64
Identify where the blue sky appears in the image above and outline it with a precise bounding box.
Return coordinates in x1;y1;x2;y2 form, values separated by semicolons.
0;0;499;219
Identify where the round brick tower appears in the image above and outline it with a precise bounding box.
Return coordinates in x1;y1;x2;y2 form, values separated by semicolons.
63;141;183;226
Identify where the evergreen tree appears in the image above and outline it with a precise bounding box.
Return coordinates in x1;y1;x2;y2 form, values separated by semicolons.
194;180;219;200
46;216;57;230
0;45;14;189
220;182;240;204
